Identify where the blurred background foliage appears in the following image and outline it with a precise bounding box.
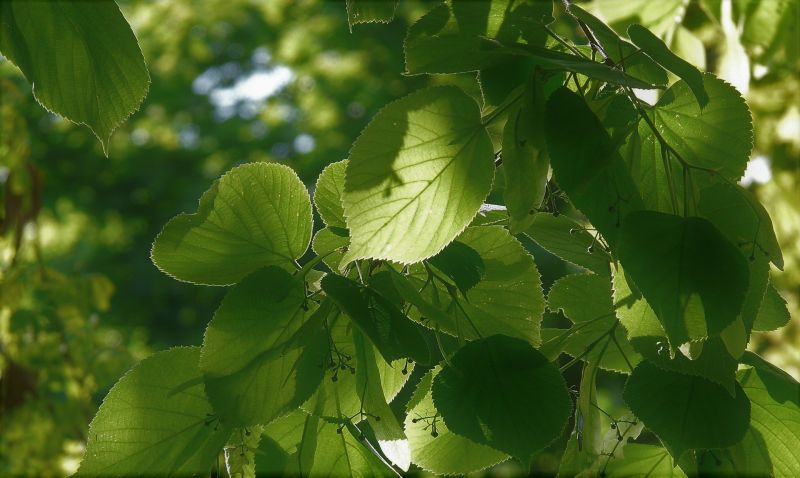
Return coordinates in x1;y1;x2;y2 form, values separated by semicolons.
0;0;797;476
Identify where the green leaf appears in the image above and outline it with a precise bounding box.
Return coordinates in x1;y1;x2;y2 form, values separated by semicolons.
524;213;611;275
200;267;326;426
752;282;791;332
613;267;738;395
311;226;349;271
346;0;397;29
408;226;545;344
321;274;431;364
0;0;149;154
508;44;659;89
293;410;395;477
568;5;668;86
426;240;485;295
342;86;493;265
314;160;348;229
617;211;750;348
432;335;571;462
641;74;753;181
152;163;313;285
404;0;536;75
595;0;687;38
627;24;709;108
352;329;411;471
548;273;614;324
405;367;508;475
600;444;687;477
697;179;783;270
540;323;641;374
623;361;750;459
732;352;800;478
77;347;231;476
502;73;550;233
545;87;644;248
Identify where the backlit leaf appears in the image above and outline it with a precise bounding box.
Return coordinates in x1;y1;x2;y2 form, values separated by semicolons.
77;348;231;476
0;0;149;154
152;163;313;285
342;86;493;265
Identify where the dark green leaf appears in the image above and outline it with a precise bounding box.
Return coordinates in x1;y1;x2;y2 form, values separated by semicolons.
545;87;644;248
502;73;550;233
618;211;750;348
405;367;508;474
321;274;430;364
346;0;397;29
432;335;571;462
0;0;149;154
623;361;750;459
427;240;485;295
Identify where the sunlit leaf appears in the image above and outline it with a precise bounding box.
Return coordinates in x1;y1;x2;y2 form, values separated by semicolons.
77;348;231;476
346;0;397;29
433;335;571;462
731;352;800;478
752;282;791;332
200;267;326;426
628;24;708;107
152;163;313;285
352;330;410;471
640;74;753;181
408;226;544;344
599;444;687;477
0;0;149;154
314;160;348;229
342;86;493;265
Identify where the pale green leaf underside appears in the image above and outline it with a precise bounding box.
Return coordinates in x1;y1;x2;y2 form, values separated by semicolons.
645;74;753;180
77;347;230;476
733;354;800;478
314;160;348;229
405;367;508;475
342;86;493;265
0;0;149;153
151;162;312;285
601;444;687;477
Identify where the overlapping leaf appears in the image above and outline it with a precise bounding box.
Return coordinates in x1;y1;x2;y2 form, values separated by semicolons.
200;267;326;426
623;361;750;458
405;367;508;475
432;335;571;462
